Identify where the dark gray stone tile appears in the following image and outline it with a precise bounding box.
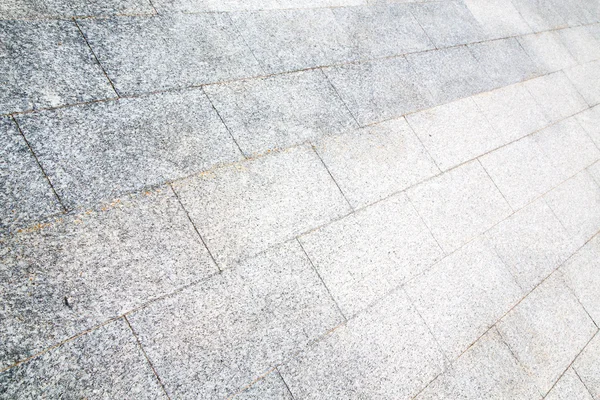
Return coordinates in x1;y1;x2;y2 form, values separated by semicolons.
0;117;62;233
0;20;116;115
78;13;263;95
16;89;242;210
0;0;155;19
511;0;567;32
323;56;433;126
128;241;343;399
0;188;216;370
204;70;357;156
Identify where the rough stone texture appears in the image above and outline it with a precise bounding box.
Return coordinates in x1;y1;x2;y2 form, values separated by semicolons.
77;13;263;95
0;0;155;19
0;319;166;399
574;333;600;400
128;241;343;399
0;20;115;115
16;89;243;210
576;105;600;149
524;72;588;123
172;146;350;268
278;289;446;400
517;32;577;74
405;237;522;360
565;61;600;106
511;0;567;32
313;117;439;208
152;0;280;12
0;117;62;233
497;272;597;395
232;371;293;400
558;27;600;64
204;70;357;157
323;56;433;126
299;193;443;317
0;188;216;370
545;368;594;400
463;0;532;39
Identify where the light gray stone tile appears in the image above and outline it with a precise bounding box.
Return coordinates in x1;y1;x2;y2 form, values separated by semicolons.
279;289;446;400
232;371;293;400
0;20;115;115
545;368;594;400
565;61;600;106
171;146;351;269
204;70;357;156
16;89;243;210
0;319;165;399
576;104;600;149
406;97;503;171
472;82;551;144
524;72;588;123
313;118;439;208
416;328;542;400
497;272;597;395
574;333;600;400
299;193;443;317
485;199;575;293
591;161;600;187
152;0;280;12
323;56;433;126
0;0;155;19
277;0;366;7
409;0;485;47
468;38;542;87
0;188;216;370
406;46;495;105
128;241;343;400
518;32;577;74
0;117;62;233
463;0;532;39
558;27;600;64
78;13;263;95
405;237;522;359
511;0;567;32
549;0;598;26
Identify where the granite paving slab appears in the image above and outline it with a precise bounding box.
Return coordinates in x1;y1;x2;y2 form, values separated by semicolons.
152;0;280;12
463;0;532;39
549;0;598;26
576;104;600;148
232;371;293;400
517;32;577;74
574;333;600;400
545;368;594;400
558;27;600;64
524;72;588;123
565;61;600;106
511;0;567;32
0;0;155;19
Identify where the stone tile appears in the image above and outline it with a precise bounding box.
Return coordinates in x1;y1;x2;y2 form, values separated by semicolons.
405;237;522;359
204;70;357;156
574;334;600;400
16;89;243;210
416;328;542;400
565;61;600;106
299;193;443;317
406;46;495;105
0;20;115;115
78;13;263;95
323;56;433;126
406;97;503;171
518;32;577;74
407;160;512;253
171;146;350;269
152;0;280;12
591;161;600;186
524;72;588;123
545;170;600;247
409;0;485;47
558;27;600;64
0;0;155;19
576;105;600;149
468;38;542;87
0;319;165;399
472;83;551;144
277;0;366;7
511;0;567;32
279;289;446;399
485;199;575;293
545;368;594;400
0;188;216;370
0;117;62;233
549;0;598;26
463;0;532;39
128;241;343;399
232;371;293;400
313;118;439;208
497;272;597;395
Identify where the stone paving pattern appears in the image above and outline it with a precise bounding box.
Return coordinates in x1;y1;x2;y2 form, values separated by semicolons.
1;0;600;398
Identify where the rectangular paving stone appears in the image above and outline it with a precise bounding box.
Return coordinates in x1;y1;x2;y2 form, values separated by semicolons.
279;289;446;399
204;70;357;156
152;0;280;12
323;56;433;126
405;237;522;360
511;0;567;32
558;27;600;64
463;0;532;39
485;198;575;293
313;117;439;208
497;272;597;395
407;160;512;253
128;241;343;399
0;319;166;399
277;0;366;7
549;0;598;26
545;368;593;400
409;0;485;47
171;145;351;269
299;193;443;317
565;61;600;106
517;32;577;74
78;13;263;95
0;117;62;233
0;188;216;370
0;0;155;19
416;328;542;400
576;104;600;149
0;20;115;115
574;333;600;400
232;371;293;400
524;72;588;123
406;46;495;105
16;89;242;210
406;97;503;171
591;161;600;187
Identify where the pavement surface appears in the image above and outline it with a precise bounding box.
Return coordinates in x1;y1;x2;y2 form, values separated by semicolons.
1;0;600;399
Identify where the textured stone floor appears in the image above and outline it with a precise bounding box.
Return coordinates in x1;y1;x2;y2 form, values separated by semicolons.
1;0;600;398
